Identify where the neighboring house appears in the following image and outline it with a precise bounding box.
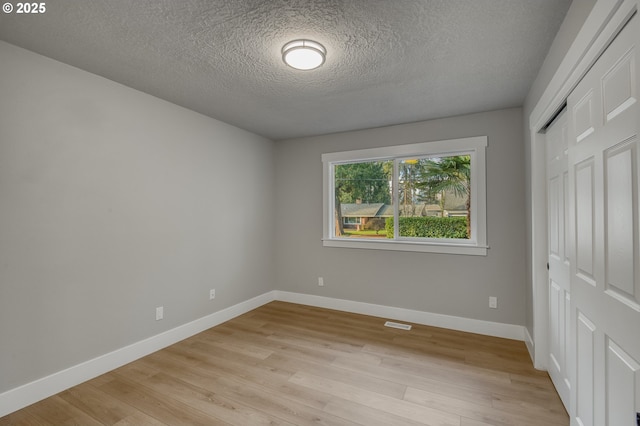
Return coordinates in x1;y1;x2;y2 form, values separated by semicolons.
341;203;389;230
341;202;467;230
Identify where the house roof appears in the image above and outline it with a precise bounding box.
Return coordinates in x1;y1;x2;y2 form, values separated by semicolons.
377;204;394;217
341;203;385;217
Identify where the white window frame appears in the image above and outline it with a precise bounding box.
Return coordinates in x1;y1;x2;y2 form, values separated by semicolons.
322;136;488;255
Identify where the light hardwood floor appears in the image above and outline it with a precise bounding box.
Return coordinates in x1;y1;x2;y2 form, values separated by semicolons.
0;301;568;425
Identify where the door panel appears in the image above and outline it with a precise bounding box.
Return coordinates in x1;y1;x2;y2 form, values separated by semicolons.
565;170;570;265
602;47;636;122
547;108;571;409
550;280;564;372
574;91;595;143
567;12;640;426
575;159;596;284
606;339;640;426
576;311;596;426
550;175;561;256
605;141;636;299
564;291;571;392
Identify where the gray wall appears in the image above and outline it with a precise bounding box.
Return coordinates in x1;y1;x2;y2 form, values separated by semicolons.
523;0;596;338
275;108;526;325
0;41;275;393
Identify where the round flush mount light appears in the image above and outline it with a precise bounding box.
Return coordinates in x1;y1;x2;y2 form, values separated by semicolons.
282;39;326;71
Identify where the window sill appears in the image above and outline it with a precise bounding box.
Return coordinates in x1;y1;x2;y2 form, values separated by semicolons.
322;238;488;256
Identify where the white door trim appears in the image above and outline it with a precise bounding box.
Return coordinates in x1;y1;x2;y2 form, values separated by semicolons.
529;0;636;369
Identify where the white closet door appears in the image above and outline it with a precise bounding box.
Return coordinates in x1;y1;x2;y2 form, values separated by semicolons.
547;108;571;411
567;13;640;426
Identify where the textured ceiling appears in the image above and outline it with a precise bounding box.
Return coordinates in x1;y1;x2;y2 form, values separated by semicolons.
0;0;571;140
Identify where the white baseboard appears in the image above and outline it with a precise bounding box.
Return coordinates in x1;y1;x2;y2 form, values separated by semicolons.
0;291;276;418
524;326;535;365
273;291;525;341
1;290;526;417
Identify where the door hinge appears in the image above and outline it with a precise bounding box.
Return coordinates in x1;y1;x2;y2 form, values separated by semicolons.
547;262;550;271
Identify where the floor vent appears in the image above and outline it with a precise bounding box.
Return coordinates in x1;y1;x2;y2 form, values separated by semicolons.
384;321;412;330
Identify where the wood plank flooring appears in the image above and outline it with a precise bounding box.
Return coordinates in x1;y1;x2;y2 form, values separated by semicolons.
0;301;568;425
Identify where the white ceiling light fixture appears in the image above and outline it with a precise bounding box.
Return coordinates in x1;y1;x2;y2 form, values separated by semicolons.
282;39;326;71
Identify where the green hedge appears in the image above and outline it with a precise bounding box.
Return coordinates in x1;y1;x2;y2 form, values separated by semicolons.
385;216;468;239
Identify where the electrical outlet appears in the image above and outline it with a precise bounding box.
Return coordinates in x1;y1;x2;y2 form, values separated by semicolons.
209;289;216;300
156;306;164;320
489;297;498;309
318;277;324;286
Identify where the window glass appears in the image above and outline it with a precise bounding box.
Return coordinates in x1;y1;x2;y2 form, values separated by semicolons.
333;160;393;238
397;155;470;240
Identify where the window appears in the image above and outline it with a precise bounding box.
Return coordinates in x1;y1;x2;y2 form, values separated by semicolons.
343;217;361;224
322;136;487;255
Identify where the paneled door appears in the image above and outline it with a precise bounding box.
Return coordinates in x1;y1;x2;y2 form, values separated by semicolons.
546;108;571;411
567;12;640;426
